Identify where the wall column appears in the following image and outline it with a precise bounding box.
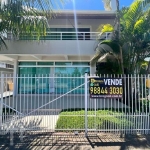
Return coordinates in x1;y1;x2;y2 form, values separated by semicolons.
50;67;55;93
90;65;96;75
13;59;18;96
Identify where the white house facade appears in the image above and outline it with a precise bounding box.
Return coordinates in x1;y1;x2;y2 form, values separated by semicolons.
0;10;116;95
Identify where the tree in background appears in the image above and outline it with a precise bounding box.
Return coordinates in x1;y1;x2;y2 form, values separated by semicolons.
91;0;150;75
0;0;68;50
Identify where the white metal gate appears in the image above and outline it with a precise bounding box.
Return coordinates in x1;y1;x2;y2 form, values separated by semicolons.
0;73;150;137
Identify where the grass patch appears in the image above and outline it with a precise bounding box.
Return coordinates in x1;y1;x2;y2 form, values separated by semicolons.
55;110;133;131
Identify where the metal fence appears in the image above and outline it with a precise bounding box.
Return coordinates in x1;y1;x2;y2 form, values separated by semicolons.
6;32;112;41
0;74;150;137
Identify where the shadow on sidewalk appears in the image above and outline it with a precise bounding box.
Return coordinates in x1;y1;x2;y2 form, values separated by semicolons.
0;133;150;150
87;134;150;150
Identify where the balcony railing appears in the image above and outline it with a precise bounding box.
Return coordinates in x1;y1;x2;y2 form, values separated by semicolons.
6;32;112;41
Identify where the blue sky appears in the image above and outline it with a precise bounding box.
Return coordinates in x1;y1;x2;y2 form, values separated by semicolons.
61;0;134;10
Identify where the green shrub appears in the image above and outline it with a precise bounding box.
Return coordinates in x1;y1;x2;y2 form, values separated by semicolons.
55;110;133;131
139;99;150;112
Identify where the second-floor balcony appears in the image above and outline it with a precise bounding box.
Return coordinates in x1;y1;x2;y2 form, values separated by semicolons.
6;32;112;41
2;31;113;58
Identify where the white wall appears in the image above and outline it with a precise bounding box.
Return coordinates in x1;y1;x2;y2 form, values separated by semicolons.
48;18;115;32
1;40;99;55
0;14;115;60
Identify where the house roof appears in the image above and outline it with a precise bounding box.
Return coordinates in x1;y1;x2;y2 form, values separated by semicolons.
52;10;116;19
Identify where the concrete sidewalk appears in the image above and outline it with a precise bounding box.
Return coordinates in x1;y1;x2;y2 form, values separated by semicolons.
0;133;150;150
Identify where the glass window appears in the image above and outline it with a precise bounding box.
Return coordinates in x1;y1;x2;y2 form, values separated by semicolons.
35;67;50;94
72;62;89;66
19;67;36;94
55;62;71;66
18;66;90;94
37;62;53;65
19;62;36;66
18;67;50;94
47;28;90;40
54;67;90;94
48;28;90;32
36;67;50;75
19;67;36;76
19;28;90;40
55;67;89;76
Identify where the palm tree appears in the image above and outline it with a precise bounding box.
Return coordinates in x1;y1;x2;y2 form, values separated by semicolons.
0;0;67;50
91;0;150;74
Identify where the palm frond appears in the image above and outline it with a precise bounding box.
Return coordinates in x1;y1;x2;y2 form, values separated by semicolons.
90;40;120;66
133;9;150;34
0;0;71;39
97;53;118;63
92;0;150;74
124;0;143;32
133;18;145;34
100;40;120;54
4;0;68;17
0;35;8;50
97;24;114;33
0;1;49;39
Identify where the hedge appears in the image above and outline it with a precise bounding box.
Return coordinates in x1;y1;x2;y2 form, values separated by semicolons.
55;110;133;130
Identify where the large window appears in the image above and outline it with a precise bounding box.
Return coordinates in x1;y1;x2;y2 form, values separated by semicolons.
48;28;90;40
18;62;90;94
55;67;89;94
19;28;90;40
55;67;89;75
19;67;50;94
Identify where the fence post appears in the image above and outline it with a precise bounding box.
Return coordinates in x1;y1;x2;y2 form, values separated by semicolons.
0;74;4;128
13;59;18;96
85;73;88;137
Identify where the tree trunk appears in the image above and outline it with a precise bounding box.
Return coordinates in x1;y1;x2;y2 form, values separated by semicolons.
120;46;124;74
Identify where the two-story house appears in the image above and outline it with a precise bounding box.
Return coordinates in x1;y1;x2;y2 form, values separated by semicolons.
0;10;116;94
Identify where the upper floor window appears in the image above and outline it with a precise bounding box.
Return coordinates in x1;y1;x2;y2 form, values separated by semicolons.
19;28;90;40
46;28;90;40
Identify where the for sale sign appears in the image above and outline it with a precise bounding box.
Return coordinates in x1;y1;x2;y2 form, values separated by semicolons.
89;78;123;98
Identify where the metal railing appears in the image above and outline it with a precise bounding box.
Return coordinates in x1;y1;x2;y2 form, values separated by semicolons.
0;74;150;139
6;32;112;41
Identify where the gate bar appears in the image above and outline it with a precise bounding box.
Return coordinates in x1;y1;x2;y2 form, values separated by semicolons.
85;73;88;137
0;74;4;127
